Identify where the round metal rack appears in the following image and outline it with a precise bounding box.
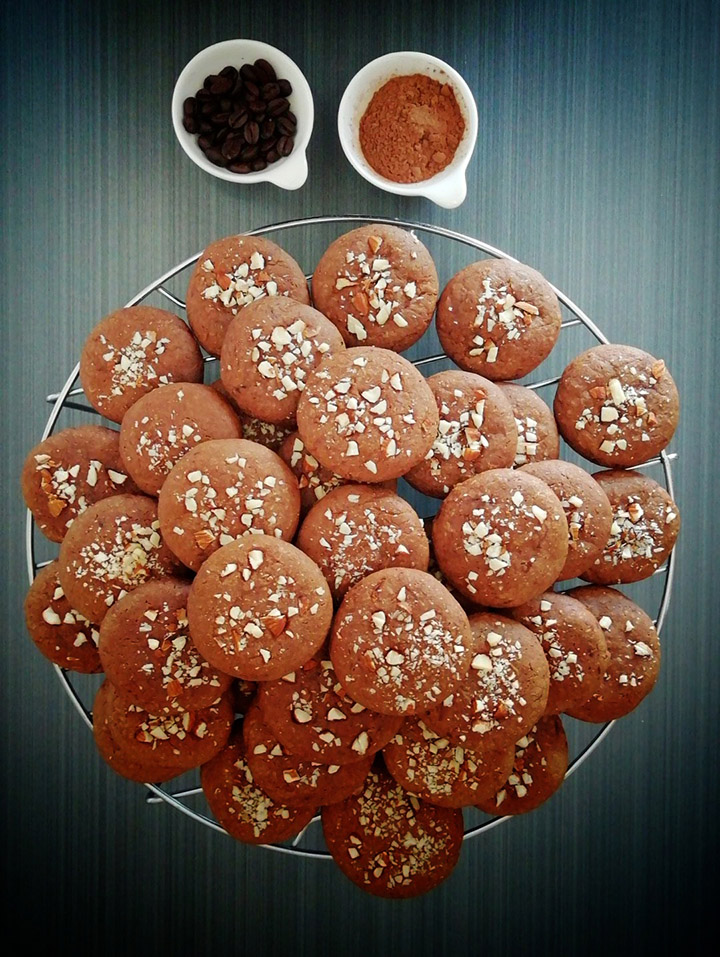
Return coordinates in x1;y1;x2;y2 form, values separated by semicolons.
26;215;677;859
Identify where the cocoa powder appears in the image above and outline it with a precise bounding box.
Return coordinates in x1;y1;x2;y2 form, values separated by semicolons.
359;73;466;183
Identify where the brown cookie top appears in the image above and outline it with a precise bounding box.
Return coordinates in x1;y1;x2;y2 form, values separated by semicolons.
553;344;679;467
519;459;613;581
404;370;517;498
22;425;136;542
57;494;183;622
98;578;232;712
243;704;372;808
220;297;346;424
431;468;569;607
310;224;439;352
157;438;301;571
92;680;189;784
79;306;204;423
330;568;474;716
93;679;233;772
24;562;102;673
475;715;569;816
119;383;242;496
256;655;403;765
321;762;464;898
497;383;559;467
211;380;296;452
383;718;515;808
185;235;310;356
187;536;333;681
424;613;550;752
564;585;661;722
436;258;562;380
201;722;317;845
295;484;429;601
509;590;610;715
296;347;439;483
582;470;681;584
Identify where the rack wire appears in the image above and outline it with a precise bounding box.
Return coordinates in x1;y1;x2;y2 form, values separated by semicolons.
27;215;677;859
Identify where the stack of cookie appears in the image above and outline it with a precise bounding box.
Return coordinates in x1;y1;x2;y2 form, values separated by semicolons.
21;224;681;899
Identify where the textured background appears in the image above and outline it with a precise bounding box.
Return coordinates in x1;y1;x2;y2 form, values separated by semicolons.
1;0;718;954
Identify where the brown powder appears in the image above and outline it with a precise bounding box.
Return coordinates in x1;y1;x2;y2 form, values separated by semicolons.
359;73;466;184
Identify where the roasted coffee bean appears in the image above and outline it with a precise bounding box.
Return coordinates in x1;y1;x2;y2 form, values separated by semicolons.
210;112;230;126
219;97;233;112
199;120;214;133
254;58;277;83
204;74;218;90
278;79;292;97
261;82;281;101
251;157;268;172
276;114;296;136
195;88;212;101
222;133;244;161
204;147;229;167
227;161;252;174
260;118;276;139
240;143;260;161
243;80;260;100
183;97;196;115
228;109;248;129
277;135;294;157
210;75;233;95
244;120;260;145
246;97;266;116
267;97;290;117
219;65;238;82
198;134;214;152
183;114;199;134
265;149;279;164
262;136;278;153
240;63;259;83
230;75;244;98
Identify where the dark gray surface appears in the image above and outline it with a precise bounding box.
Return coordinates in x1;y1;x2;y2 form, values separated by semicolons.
1;1;718;953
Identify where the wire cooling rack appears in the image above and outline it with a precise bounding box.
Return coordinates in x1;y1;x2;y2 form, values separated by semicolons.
26;215;677;859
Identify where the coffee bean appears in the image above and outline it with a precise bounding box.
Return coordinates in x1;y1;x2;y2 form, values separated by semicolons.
228;109;248;129
277;135;294;157
240;63;259;83
254;58;277;83
187;58;297;175
244;120;260;145
268;97;290;117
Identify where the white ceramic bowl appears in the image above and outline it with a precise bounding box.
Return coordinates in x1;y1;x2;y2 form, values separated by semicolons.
338;52;478;209
172;39;314;189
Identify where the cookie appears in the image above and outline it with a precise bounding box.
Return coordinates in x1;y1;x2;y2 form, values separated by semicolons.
296;346;439;483
431;468;569;606
23;562;102;673
118;383;242;496
22;425;137;542
329;567;474;716
295;484;429;600
321;761;464;898
436;258;562;380
187;535;333;681
93;679;233;772
553;344;679;467
57;494;183;622
519;459;613;581
582;470;681;584
310;224;439;352
383;718;515;808
424;612;550;753
201;722;317;845
92;680;189;784
186;235;310;357
79;306;204;422
404;370;517;498
564;585;661;722
243;704;372;808
157;438;301;571
220;297;345;424
211;379;295;452
509;590;610;715
497;383;559;467
475;715;569;816
98;579;232;712
256;655;403;765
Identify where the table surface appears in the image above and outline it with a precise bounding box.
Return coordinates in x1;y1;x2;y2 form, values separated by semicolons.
1;0;718;953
